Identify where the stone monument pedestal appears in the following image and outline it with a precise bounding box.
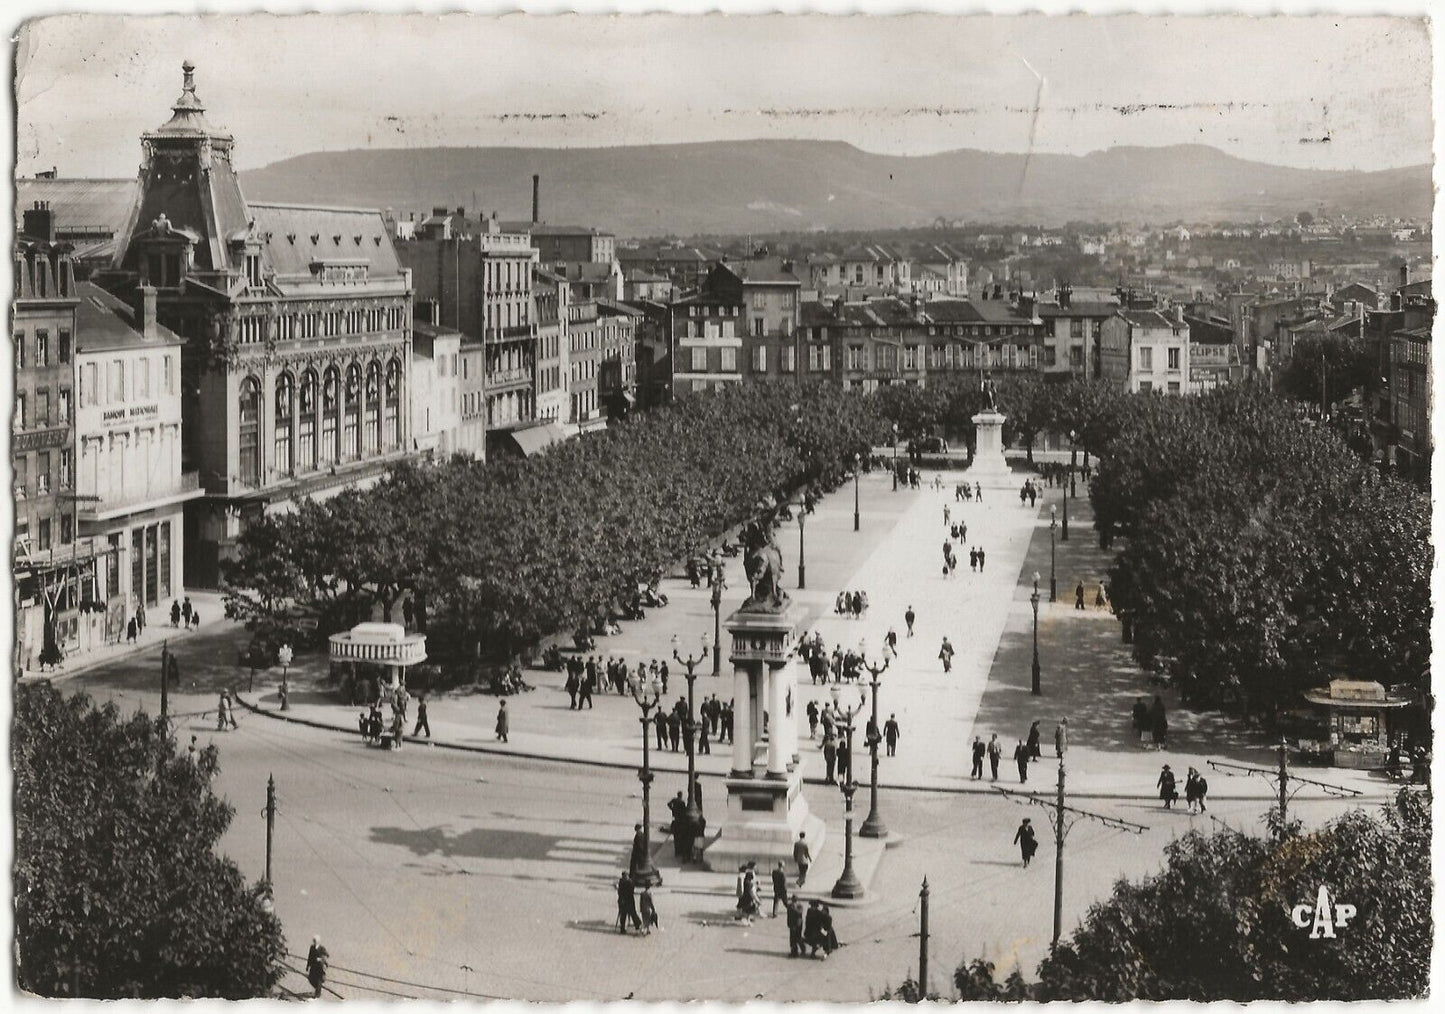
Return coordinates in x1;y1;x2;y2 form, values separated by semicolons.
703;606;825;871
968;409;1013;485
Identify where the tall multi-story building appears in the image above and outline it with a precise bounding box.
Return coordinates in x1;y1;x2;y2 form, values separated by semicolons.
411;312;462;459
527;223;616;265
1035;285;1118;380
14;223;86;670
73;281;199;639
1370;270;1434;478
99;62;419;586
1100;308;1191;394
533;268;571;427
398;214;540;457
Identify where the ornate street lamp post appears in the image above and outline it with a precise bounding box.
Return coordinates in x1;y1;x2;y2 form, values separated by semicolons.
891;423;900;491
830;685;868;899
857;639;890;840
277;643;294;711
672;631;711;846
709;562;725;677
628;672;665;887
1049;504;1058;603
1069;429;1078;500
1030;572;1042;696
853;452;861;532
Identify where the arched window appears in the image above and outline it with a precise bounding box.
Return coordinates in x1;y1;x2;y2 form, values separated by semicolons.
238;376;261;486
298;370;318;471
384;358;402;450
343;363;361;459
274;372;294;475
364;361;382;455
321;367;340;465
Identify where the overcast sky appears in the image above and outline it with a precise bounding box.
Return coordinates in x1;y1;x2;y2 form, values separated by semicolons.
14;13;1434;177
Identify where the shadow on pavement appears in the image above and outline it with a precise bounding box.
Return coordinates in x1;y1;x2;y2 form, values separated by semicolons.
369;824;613;862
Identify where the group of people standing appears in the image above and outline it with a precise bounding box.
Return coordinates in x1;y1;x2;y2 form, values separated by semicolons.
1017;479;1041;508
954;482;984;502
1156;764;1209;812
1133;695;1169;749
833;590;870;618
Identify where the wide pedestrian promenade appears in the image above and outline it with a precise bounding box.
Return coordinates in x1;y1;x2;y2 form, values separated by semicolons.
236;464;1389;803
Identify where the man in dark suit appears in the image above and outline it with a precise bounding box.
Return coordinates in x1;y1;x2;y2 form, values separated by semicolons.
883;714;901;757
970;736;986;779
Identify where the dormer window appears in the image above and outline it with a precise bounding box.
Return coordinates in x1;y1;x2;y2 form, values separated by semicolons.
146;251;184;289
244;253;263;289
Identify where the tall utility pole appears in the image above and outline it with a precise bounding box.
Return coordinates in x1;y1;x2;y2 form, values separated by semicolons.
1209;741;1362;839
995;764;1148;947
159;641;170;722
264;774;276;885
918;876;930;996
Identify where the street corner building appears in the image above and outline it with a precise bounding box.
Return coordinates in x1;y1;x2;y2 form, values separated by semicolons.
94;62;421;588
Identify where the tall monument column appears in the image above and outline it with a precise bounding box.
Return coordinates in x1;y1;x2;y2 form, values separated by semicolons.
730;667;754;778
703;526;824;872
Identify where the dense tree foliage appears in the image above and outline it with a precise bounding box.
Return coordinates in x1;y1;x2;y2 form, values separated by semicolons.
881;791;1429;1002
14;685;285;998
1093;387;1430;711
1035;790;1430;1001
1276;332;1381;409
223;383;881;665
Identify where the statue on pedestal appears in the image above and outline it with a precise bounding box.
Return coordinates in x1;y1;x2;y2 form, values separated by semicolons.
739;521;789;614
981;374;999;412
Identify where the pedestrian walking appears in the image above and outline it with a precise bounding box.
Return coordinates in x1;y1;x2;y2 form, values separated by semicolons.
938;637;954;673
883;714;900;757
1131;696;1149;743
698;717;711;755
639;886;660;935
794;832;812;886
786;897;806;957
806;700;819;740
1054;718;1067;758
1014;740;1030;783
667;710;682;752
822;732;838;784
127;617;138;644
978;548;986;571
1095;582;1108;609
413;694;431;738
495;700;510;743
216;690;238;731
617;871;642;933
970;736;986;779
1026;721;1042;760
1150;695;1168;749
182;596;193;627
884;627;898;659
974;482;983;501
305;936;329;998
736;863;760;925
391;710;405;750
1013;819;1039;868
170;600;182;627
1157;764;1178;808
969;548;978;572
1075;582;1086;610
905;606;916;637
167;651;180;687
771;862;789;917
987;734;1002;781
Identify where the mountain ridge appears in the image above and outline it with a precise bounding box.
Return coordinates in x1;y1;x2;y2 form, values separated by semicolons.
237;140;1432;239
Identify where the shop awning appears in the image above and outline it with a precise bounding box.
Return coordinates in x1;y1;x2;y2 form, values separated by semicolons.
509;423;570;458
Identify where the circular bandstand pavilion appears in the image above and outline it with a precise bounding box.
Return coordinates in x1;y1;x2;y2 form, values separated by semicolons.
328;621;427;693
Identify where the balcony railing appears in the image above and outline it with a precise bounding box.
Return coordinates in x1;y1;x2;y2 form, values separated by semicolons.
485;366;532;388
485;325;534;342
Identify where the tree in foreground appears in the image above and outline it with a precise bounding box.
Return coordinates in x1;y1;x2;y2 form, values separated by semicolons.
882;791;1430;1002
14;685;285;998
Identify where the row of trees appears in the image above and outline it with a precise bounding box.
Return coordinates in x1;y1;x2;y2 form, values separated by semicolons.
880;790;1430;1002
223;382;881;668
15;685;285;997
1091;385;1430;713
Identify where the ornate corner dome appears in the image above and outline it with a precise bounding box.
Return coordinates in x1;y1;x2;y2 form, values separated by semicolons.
148;60;232;142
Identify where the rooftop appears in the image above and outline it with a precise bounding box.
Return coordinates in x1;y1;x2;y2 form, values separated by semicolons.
74;282;183;353
14;178;139;237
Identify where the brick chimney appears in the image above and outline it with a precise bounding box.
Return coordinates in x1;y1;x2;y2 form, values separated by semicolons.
23;201;56;243
1400;263;1410;289
532;174;541;224
134;285;158;340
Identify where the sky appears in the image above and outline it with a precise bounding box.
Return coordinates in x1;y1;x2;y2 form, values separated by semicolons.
13;12;1435;178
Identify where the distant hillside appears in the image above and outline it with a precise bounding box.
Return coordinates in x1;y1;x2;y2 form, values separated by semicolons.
238;141;1432;239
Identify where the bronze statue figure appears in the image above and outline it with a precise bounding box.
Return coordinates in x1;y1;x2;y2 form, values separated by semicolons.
739;521;789;613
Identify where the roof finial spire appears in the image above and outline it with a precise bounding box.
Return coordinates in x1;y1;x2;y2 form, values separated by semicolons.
182;60;196;93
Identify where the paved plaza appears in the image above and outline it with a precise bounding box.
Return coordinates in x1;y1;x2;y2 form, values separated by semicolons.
56;464;1402;1000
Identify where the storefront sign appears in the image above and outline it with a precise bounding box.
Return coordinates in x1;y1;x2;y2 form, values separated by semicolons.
99;403;160;427
13;427;69;452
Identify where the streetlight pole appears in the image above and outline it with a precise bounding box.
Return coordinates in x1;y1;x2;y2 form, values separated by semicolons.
797;507;807;590
891;423;899;491
1061;480;1071;543
628;673;664;887
672;632;711;846
853;452;861;532
858;640;890;840
1030;572;1042;696
1049;505;1058;603
830;685;868;899
1068;429;1078;500
710;563;725;677
277;643;294;711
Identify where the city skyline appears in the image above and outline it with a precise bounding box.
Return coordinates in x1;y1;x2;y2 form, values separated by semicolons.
15;13;1434;179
